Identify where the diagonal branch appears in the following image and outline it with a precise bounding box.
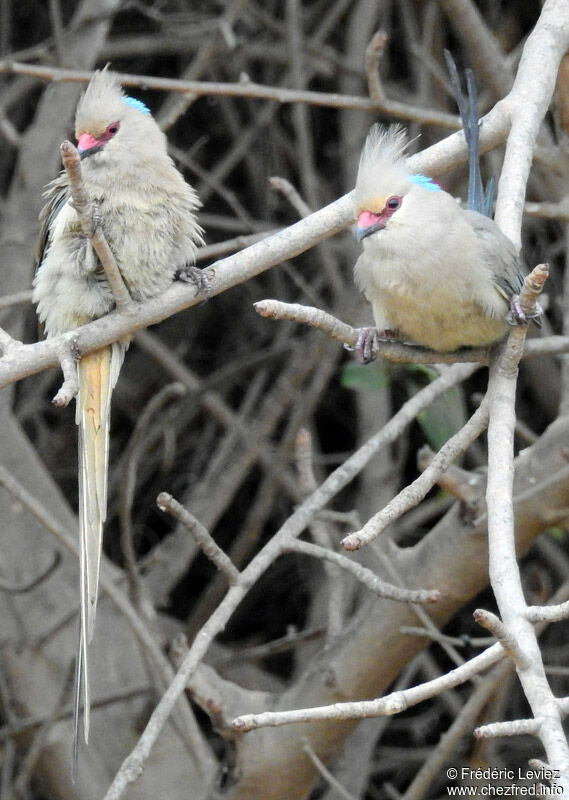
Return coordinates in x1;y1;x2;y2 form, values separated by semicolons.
60;140;132;309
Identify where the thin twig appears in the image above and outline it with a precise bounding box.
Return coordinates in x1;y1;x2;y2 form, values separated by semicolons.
293;428;347;637
526;601;569;622
0;686;151;743
365;31;388;102
474;719;540;739
302;737;357;800
399;627;493;649
103;362;478;798
0;464;215;776
416;446;485;516
60;140;132;309
232;641;507;731
254;299;492;364
342;398;490;550
0;552;61;593
401;659;513;800
157;492;240;584
212;627;323;666
0;61;461;128
119;381;187;615
473;609;531;671
286;539;441;604
269;177;312;218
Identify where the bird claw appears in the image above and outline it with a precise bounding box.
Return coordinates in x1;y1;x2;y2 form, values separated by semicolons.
91;203;102;233
358;328;378;364
506;294;527;326
347;327;400;364
506;294;543;327
175;264;210;298
70;336;82;363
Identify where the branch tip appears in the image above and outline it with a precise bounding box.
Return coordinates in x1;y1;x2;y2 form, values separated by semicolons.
520;262;549;319
473;609;531;671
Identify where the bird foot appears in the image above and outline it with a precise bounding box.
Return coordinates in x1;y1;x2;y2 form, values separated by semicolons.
506;294;543;327
175;264;210;298
70;336;82;363
350;327;398;364
91;203;103;233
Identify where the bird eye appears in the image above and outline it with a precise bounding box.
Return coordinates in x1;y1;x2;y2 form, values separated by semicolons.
106;122;120;136
386;196;401;210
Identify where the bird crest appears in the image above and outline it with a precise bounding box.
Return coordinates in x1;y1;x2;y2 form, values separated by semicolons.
75;67;151;136
355;124;439;212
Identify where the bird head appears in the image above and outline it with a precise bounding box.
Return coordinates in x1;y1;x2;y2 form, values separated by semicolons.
354;124;441;243
74;68;167;167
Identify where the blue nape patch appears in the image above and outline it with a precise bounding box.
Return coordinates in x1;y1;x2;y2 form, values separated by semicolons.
410;173;440;192
122;96;151;115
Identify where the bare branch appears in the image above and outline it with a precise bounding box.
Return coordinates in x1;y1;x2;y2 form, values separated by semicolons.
157;492;240;585
484;259;567;779
285;540;441;604
0;61;461;129
526;601;569;623
254;299;492;364
474;719;540;739
103;362;477;798
0;551;61;593
473;609;531;671
365;31;388;103
342;399;489;550
231;642;507;731
416;446;485;516
60;140;132;309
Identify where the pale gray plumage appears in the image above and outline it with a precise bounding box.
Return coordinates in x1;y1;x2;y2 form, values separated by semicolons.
353;123;526;356
35;69;203;333
33;68;203;750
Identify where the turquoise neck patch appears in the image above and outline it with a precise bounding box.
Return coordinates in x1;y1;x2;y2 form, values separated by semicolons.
410;173;440;191
122;96;151;115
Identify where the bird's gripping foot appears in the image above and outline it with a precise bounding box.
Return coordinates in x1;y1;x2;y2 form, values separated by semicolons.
349;327;398;364
70;336;82;362
91;203;103;233
175;264;210;298
506;294;543;327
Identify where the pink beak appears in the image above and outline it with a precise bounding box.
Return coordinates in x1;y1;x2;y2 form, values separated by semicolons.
77;132;100;152
356;210;385;242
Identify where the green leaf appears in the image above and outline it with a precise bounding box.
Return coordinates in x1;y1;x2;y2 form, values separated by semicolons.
404;366;466;450
415;385;466;449
546;526;567;542
341;361;391;392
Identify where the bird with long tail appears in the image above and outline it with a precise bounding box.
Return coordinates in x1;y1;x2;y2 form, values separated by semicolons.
33;68;203;760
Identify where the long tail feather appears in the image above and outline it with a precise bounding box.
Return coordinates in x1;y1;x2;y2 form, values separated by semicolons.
444;50;494;218
74;343;124;749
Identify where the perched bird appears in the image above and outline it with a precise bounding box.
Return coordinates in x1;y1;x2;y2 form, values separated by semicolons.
352;65;533;363
33;68;203;751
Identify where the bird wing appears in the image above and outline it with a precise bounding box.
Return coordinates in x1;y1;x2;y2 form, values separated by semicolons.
464;210;524;300
36;171;70;267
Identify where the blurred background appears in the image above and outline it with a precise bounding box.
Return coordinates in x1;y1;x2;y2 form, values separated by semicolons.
1;2;567;799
